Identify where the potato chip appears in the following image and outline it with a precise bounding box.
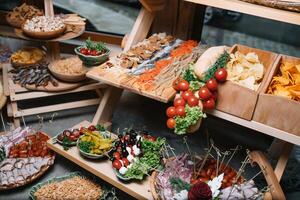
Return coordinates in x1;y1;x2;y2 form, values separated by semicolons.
226;51;264;90
267;62;300;101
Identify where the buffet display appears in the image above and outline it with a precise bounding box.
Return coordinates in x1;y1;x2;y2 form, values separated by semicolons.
0;127;55;190
1;1;297;199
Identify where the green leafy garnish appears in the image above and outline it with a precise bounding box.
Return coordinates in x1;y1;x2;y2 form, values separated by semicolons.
183;64;198;82
124;138;165;180
79;141;94;153
96;124;105;132
170;177;191;192
183;64;204;91
175;105;206;135
85;37;107;53
202;51;229;82
62;137;73;151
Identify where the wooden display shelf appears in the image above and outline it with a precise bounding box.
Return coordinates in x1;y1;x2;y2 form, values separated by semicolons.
47;120;152;200
185;0;300;26
207;109;300;145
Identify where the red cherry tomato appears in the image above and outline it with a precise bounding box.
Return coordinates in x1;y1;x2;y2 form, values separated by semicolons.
122;158;129;167
88;125;96;131
203;98;215;109
166;106;176;118
113;152;121;160
174;98;186;107
175;106;186;117
187;96;199;107
167;118;176;129
211;91;218;101
80;48;88;55
90;50;98;56
112;159;122;170
198;87;212;101
206;78;218;91
172;79;182;91
215;68;228;82
181;90;194;101
177;80;189;91
69;135;77;141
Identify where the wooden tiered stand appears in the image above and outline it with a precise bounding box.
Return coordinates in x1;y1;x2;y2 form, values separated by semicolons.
2;0;120;128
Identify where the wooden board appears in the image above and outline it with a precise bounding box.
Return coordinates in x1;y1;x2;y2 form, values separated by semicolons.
185;0;300;25
47;121;153;200
14;24;85;42
24;80;86;92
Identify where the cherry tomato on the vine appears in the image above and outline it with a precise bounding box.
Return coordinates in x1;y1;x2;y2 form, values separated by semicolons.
206;78;218;91
203;98;215;110
174;98;186;107
198;87;212;101
177;80;189;91
215;68;227;82
166;106;176;118
181;90;194;101
187;96;199;107
167;118;176;129
175;106;186;117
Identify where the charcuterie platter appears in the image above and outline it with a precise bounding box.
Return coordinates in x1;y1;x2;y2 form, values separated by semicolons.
0;128;55;190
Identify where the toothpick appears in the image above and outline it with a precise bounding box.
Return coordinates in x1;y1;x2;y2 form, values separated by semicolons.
49;112;58;123
20;110;27;128
0;113;6;133
196;144;213;177
225;145;241;169
183;136;191;155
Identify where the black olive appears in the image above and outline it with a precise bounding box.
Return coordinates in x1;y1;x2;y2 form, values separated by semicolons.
118;134;123;139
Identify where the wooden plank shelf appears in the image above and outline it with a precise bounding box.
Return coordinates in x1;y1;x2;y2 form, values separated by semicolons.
208;109;300;146
185;0;300;26
47;121;153;200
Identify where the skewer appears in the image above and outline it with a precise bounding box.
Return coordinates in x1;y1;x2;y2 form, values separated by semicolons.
225;145;241;169
0;112;6;133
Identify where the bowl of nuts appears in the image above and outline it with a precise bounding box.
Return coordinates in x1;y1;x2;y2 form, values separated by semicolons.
22;16;66;39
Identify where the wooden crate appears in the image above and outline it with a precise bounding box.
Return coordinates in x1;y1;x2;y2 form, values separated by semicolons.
253;54;300;136
216;44;278;120
47;121;153;200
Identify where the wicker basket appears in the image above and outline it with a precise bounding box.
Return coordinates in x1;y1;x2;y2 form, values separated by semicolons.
150;151;285;200
240;0;300;12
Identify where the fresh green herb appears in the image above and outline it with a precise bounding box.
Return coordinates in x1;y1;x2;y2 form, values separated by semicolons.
85;37;107;53
170;177;191;192
189;80;204;91
202;51;229;82
0;146;6;162
79;141;94;153
96;124;106;132
183;64;204;91
183;64;198;83
175;105;206;135
124;138;165;180
62;137;73;151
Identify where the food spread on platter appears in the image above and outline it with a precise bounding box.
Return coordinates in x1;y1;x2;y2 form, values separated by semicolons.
10;48;45;66
77;126;114;157
154;153;262;200
23;16;65;33
32;173;102;200
6;3;43;28
91;33;206;102
166;46;230;134
105;33;175;69
78;38;109;57
56;129;82;150
0;128;54;189
226;51;265;90
108;129;165;180
51;57;86;75
60;14;86;26
267;62;300;101
10;63;58;87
